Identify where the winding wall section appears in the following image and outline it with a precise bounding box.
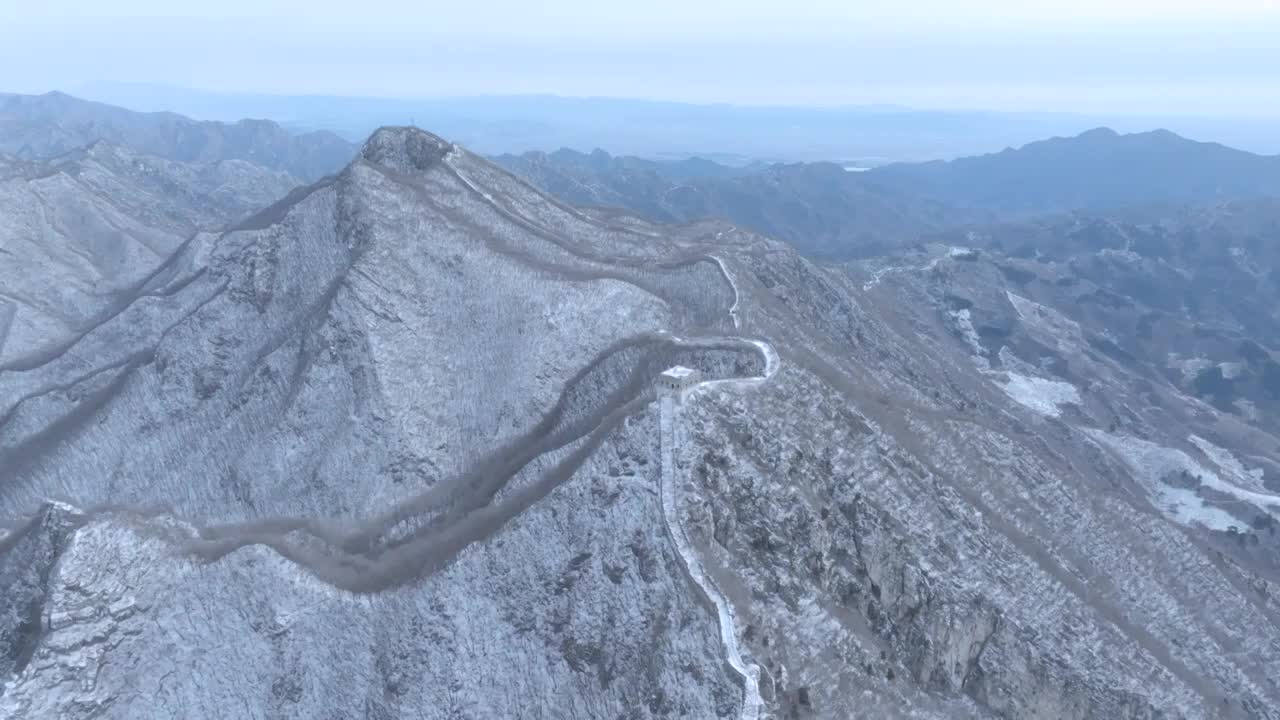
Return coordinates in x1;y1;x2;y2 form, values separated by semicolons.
658;255;775;720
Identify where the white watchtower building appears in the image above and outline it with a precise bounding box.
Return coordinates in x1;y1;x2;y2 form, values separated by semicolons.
657;366;702;400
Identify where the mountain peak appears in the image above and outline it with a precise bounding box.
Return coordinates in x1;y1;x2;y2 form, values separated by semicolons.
1077;127;1119;140
1135;128;1187;142
360;126;454;174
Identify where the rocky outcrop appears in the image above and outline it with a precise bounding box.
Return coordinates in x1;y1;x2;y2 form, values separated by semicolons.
0;503;79;688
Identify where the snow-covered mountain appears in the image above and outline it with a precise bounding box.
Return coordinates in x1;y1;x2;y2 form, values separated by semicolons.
2;107;1279;718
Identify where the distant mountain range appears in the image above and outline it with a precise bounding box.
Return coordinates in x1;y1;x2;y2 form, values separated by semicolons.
499;128;1280;258
74;82;1280;161
493;149;982;258
865;127;1280;212
0;92;356;181
10;89;1279;261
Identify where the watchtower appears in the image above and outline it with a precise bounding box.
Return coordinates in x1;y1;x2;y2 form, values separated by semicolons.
657;366;702;399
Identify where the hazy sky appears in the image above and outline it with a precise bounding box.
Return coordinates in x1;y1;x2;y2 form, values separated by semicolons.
5;1;1279;114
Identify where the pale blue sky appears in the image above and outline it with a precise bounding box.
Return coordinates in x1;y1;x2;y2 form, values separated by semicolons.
5;0;1279;114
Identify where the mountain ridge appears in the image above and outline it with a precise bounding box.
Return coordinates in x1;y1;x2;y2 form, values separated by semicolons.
499;128;1280;260
3;119;1280;718
0;137;299;365
0;91;357;181
494;147;983;259
865;126;1280;212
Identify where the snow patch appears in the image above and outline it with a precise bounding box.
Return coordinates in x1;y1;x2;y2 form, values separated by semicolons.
1190;435;1269;493
1167;354;1213;384
997;346;1039;376
1228;246;1261;276
861;251;948;292
1098;247;1142;263
1086;430;1280;532
951;296;1085;419
1006;291;1083;351
1234;398;1260;422
997;373;1080;417
1219;362;1245;380
950;308;985;360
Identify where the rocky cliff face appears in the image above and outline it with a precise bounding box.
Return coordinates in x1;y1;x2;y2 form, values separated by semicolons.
2;126;1279;719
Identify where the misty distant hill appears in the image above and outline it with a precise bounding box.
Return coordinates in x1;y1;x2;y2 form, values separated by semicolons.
866;128;1280;212
78;82;1280;162
0;91;356;181
525;148;760;181
500;131;1280;259
494;148;981;258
